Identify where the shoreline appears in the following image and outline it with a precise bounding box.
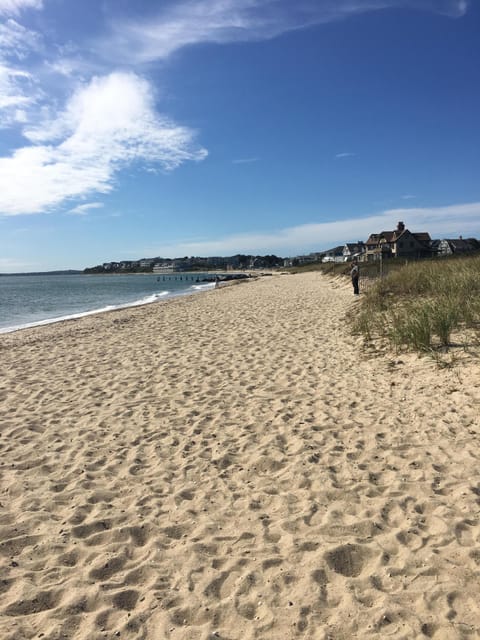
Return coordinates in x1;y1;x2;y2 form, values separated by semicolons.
0;272;258;336
1;272;479;639
0;278;213;337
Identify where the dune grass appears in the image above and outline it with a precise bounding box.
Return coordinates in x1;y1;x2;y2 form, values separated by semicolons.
352;254;480;355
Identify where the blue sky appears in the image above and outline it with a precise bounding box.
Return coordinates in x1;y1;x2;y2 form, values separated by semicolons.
0;0;479;271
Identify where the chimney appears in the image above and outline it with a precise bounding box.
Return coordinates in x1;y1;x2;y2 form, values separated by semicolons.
397;221;405;233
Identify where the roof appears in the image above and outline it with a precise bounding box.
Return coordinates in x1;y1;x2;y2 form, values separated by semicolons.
344;242;365;252
366;231;396;245
444;238;471;250
365;233;382;245
367;228;431;247
379;231;396;242
412;232;431;243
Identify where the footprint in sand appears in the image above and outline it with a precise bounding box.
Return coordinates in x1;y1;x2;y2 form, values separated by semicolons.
112;589;139;611
325;543;374;578
454;519;477;546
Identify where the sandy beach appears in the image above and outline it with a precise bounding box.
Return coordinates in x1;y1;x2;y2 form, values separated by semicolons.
1;271;479;640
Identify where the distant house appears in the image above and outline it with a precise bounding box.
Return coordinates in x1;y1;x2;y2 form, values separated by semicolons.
102;262;120;271
171;260;191;271
119;260;135;270
342;242;365;261
153;262;174;273
436;237;480;256
394;229;431;258
300;253;323;265
364;231;396;261
305;252;324;263
364;222;431;261
322;245;344;263
284;253;322;267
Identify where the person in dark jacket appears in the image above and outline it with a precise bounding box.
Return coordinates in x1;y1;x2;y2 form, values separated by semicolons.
350;259;360;295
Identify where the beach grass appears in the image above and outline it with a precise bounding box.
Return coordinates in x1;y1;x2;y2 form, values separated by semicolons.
351;254;480;354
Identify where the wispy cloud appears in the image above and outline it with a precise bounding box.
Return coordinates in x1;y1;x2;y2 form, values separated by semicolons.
0;72;208;215
0;18;41;57
335;152;356;159
401;194;416;199
0;0;42;16
0;64;32;108
67;202;104;216
148;201;480;257
101;0;469;63
0;19;43;126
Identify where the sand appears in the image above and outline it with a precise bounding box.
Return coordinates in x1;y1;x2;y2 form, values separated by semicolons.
1;271;479;640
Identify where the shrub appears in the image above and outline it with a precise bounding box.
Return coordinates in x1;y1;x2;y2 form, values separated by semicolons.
353;254;480;355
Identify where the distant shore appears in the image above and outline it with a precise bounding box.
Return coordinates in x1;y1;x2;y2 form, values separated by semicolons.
1;272;479;639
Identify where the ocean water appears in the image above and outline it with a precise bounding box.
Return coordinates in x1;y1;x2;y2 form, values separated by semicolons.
0;273;216;334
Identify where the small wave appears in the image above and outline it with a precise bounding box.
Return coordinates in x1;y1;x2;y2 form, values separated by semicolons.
0;280;220;335
191;283;216;291
0;290;171;334
124;291;169;306
0;305;117;334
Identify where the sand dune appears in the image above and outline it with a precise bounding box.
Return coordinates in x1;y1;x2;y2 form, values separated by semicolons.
1;272;479;639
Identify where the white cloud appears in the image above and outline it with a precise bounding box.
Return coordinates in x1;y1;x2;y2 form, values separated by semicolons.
67;202;104;216
401;194;416;199
0;0;42;16
0;72;208;215
0;64;32;109
335;152;356;159
0;20;43;126
0;19;40;58
149;201;480;257
101;0;469;63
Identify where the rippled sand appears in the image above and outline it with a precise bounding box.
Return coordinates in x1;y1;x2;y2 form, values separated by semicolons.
1;272;479;639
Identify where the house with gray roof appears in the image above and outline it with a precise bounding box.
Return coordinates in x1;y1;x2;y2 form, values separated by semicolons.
363;222;431;261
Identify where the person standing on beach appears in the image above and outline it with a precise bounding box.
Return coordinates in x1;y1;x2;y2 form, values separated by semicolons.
350;259;360;295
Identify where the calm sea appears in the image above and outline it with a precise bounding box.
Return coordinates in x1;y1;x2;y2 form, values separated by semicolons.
0;273;216;334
